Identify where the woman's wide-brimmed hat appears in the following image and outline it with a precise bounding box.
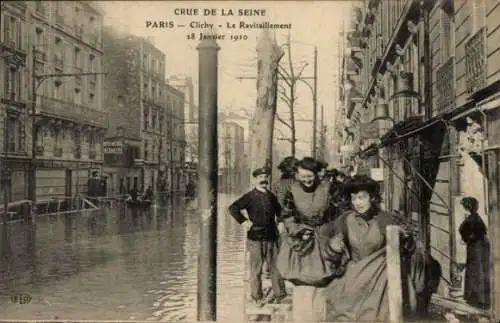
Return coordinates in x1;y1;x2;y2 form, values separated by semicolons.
343;175;380;195
277;156;299;171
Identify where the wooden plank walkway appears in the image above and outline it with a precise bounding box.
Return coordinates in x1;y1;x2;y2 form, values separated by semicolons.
245;277;293;321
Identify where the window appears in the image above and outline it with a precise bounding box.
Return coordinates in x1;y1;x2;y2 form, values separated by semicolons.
3;16;22;49
74;47;81;67
35;1;45;15
144;108;149;130
89;93;95;106
89;54;97;82
74;88;82;105
4;67;21;100
471;0;485;34
6;115;21;152
144;141;149;160
152;144;156;161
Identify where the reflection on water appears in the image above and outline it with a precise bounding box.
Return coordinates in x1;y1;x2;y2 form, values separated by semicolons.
0;195;245;321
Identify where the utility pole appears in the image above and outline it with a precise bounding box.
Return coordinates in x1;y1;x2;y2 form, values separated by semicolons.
29;46;37;204
169;115;175;205
2;117;9;224
312;46;318;158
196;38;219;321
319;103;325;161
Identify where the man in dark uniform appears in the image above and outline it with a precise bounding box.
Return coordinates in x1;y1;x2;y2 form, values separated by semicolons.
228;167;287;305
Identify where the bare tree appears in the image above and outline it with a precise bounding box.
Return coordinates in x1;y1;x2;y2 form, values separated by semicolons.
276;34;309;157
249;30;284;181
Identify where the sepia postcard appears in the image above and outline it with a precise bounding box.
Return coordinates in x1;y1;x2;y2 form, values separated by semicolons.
0;1;498;322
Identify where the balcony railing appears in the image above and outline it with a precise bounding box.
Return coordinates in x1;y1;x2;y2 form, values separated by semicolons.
39;96;107;128
89;150;97;160
465;27;487;95
436;57;455;115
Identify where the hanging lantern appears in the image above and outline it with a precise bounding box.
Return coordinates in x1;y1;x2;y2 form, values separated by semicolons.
371;102;391;122
397;72;414;92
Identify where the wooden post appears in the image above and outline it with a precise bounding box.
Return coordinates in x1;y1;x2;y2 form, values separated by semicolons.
487;150;499;320
386;225;403;323
249;30;284;179
196;37;220;321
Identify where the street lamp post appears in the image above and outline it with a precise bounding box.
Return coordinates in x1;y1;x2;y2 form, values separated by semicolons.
2;117;10;224
28;45;107;204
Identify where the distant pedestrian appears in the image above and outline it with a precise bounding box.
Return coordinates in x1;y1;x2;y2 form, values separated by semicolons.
271;156;299;207
228;167;287;306
459;196;491;309
317;160;328;182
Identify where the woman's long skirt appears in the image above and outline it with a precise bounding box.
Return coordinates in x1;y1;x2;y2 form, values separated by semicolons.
465;239;491;308
292;285;327;322
325;248;389;322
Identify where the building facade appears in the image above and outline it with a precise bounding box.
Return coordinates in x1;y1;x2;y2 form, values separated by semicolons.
1;1;106;203
164;83;186;195
168;76;197;188
218;121;245;193
336;0;500;317
102;30;168;195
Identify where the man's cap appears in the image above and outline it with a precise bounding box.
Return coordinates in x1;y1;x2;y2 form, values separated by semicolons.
252;167;270;177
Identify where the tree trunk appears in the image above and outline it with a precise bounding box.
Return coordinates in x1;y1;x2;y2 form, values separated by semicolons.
250;30;284;183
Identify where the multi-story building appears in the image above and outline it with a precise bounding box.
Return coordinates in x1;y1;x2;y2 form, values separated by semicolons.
336;0;500;315
164;83;186;194
218;121;245;193
168;76;197;187
1;1;106;203
102;29;166;194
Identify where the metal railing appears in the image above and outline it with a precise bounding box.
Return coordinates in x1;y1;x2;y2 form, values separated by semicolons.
465;27;487;95
39;95;107;128
435;57;455;114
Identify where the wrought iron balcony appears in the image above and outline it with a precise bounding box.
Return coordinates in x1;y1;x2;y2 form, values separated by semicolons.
436;57;455;114
0;39;27;66
465;27;487;95
39;96;107;128
89;150;97;160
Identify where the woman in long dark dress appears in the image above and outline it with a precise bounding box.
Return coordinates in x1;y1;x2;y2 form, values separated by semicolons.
459;196;491;309
324;175;438;321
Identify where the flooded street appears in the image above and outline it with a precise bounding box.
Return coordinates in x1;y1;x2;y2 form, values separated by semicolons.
0;194;245;321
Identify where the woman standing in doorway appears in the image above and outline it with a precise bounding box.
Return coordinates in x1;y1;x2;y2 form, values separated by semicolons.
459;196;491;309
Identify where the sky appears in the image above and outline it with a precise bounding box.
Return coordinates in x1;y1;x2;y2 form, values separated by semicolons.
99;1;351;158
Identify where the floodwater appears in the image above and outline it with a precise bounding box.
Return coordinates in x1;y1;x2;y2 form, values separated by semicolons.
0;194;246;321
